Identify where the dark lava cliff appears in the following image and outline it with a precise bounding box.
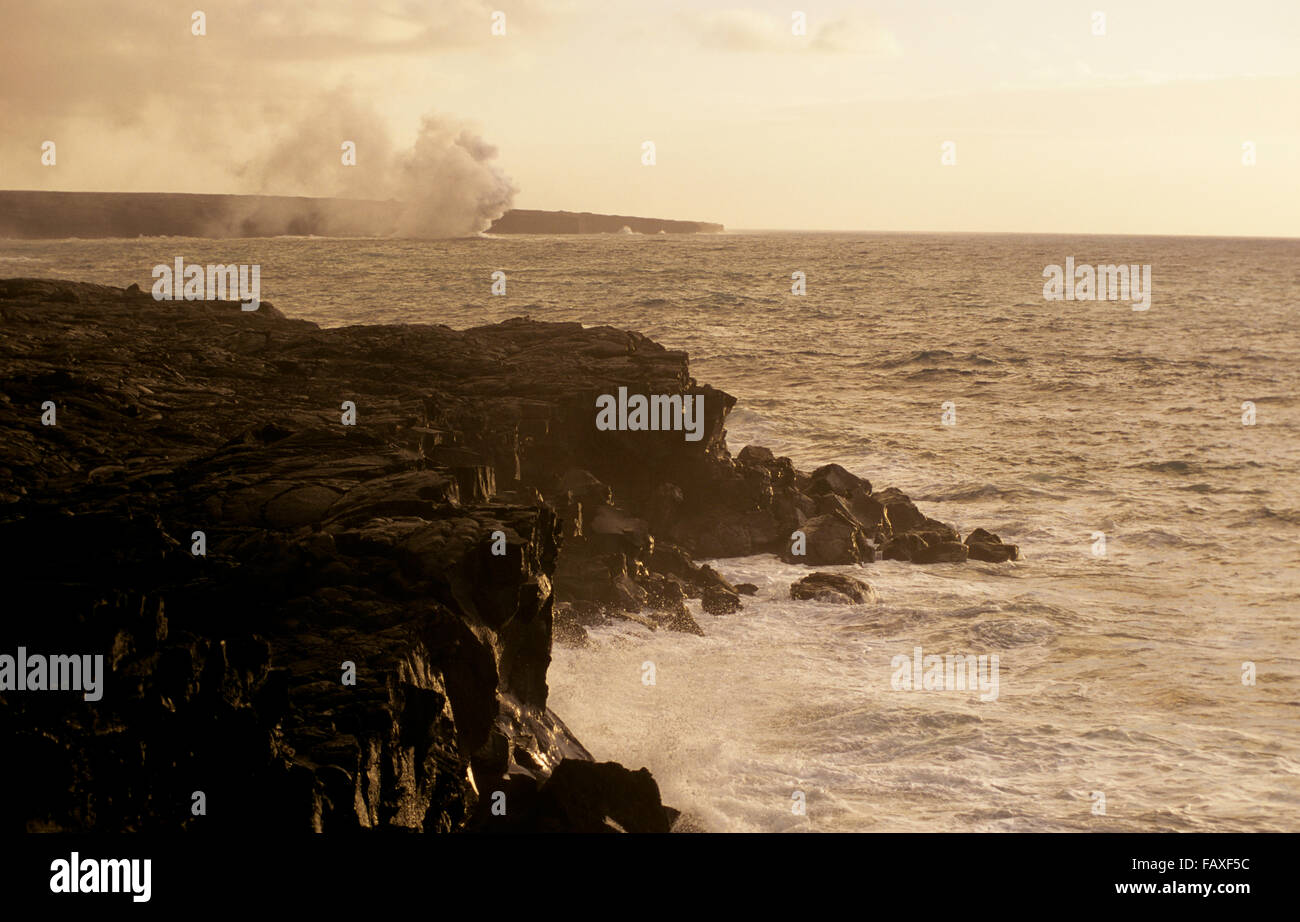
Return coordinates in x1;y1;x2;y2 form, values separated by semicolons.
0;278;1015;833
0;191;722;238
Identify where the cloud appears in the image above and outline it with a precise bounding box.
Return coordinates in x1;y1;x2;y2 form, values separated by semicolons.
696;10;786;52
693;9;901;56
810;18;903;57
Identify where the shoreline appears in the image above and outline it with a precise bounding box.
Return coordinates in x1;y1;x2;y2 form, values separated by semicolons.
1;277;1016;832
0;192;724;239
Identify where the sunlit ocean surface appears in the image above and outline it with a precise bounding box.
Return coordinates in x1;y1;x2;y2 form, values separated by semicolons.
5;231;1297;831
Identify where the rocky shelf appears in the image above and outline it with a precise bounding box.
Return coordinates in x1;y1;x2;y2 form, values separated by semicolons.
0;278;1016;833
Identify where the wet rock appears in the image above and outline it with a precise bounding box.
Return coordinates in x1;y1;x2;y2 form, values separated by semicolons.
646;540;697;581
648;607;705;635
610;573;650;611
780;511;876;565
914;517;961;544
845;488;887;531
965;527;1020;562
736;445;774;466
790;572;878;604
697;563;739;595
702;586;742;615
814;491;856;519
874;487;927;534
808;463;870;497
477;759;671;833
551;604;590;647
913;540;970;564
643;573;688;611
881;532;927;562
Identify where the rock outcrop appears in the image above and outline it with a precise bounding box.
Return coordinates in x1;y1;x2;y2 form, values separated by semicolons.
0;277;1016;832
0;278;676;832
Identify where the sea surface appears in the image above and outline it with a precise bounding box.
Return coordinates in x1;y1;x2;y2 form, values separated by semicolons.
4;231;1298;831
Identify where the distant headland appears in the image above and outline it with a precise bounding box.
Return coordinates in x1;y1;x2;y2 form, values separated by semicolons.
0;191;723;238
488;209;723;235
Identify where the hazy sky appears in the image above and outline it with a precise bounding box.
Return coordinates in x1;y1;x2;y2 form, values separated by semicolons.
2;0;1298;235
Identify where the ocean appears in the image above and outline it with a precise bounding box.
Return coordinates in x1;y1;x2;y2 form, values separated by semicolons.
3;231;1297;831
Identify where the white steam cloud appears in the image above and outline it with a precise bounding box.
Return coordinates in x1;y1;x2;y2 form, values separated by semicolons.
236;99;518;237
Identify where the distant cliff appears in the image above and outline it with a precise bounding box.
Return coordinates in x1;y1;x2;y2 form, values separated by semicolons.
487;209;723;235
0;191;723;238
0;190;397;238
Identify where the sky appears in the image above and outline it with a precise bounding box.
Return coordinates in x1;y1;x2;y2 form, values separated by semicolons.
1;0;1298;235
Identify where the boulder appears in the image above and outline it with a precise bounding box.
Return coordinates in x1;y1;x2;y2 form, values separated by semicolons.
790;572;878;604
808;463;870;497
965;528;1020;562
643;573;689;612
845;487;887;530
881;532;928;562
782;511;876;565
514;760;672;833
874;487;927;533
913;540;970;564
915;518;961;543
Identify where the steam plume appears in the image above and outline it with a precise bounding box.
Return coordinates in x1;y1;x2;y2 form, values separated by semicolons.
236;98;518;237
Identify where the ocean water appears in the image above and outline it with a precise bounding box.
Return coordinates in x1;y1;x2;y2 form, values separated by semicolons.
4;232;1298;831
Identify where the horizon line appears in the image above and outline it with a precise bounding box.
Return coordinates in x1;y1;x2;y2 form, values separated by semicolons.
727;228;1300;241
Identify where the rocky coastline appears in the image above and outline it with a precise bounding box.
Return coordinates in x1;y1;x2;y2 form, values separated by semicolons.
0;278;1017;833
0;192;723;238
